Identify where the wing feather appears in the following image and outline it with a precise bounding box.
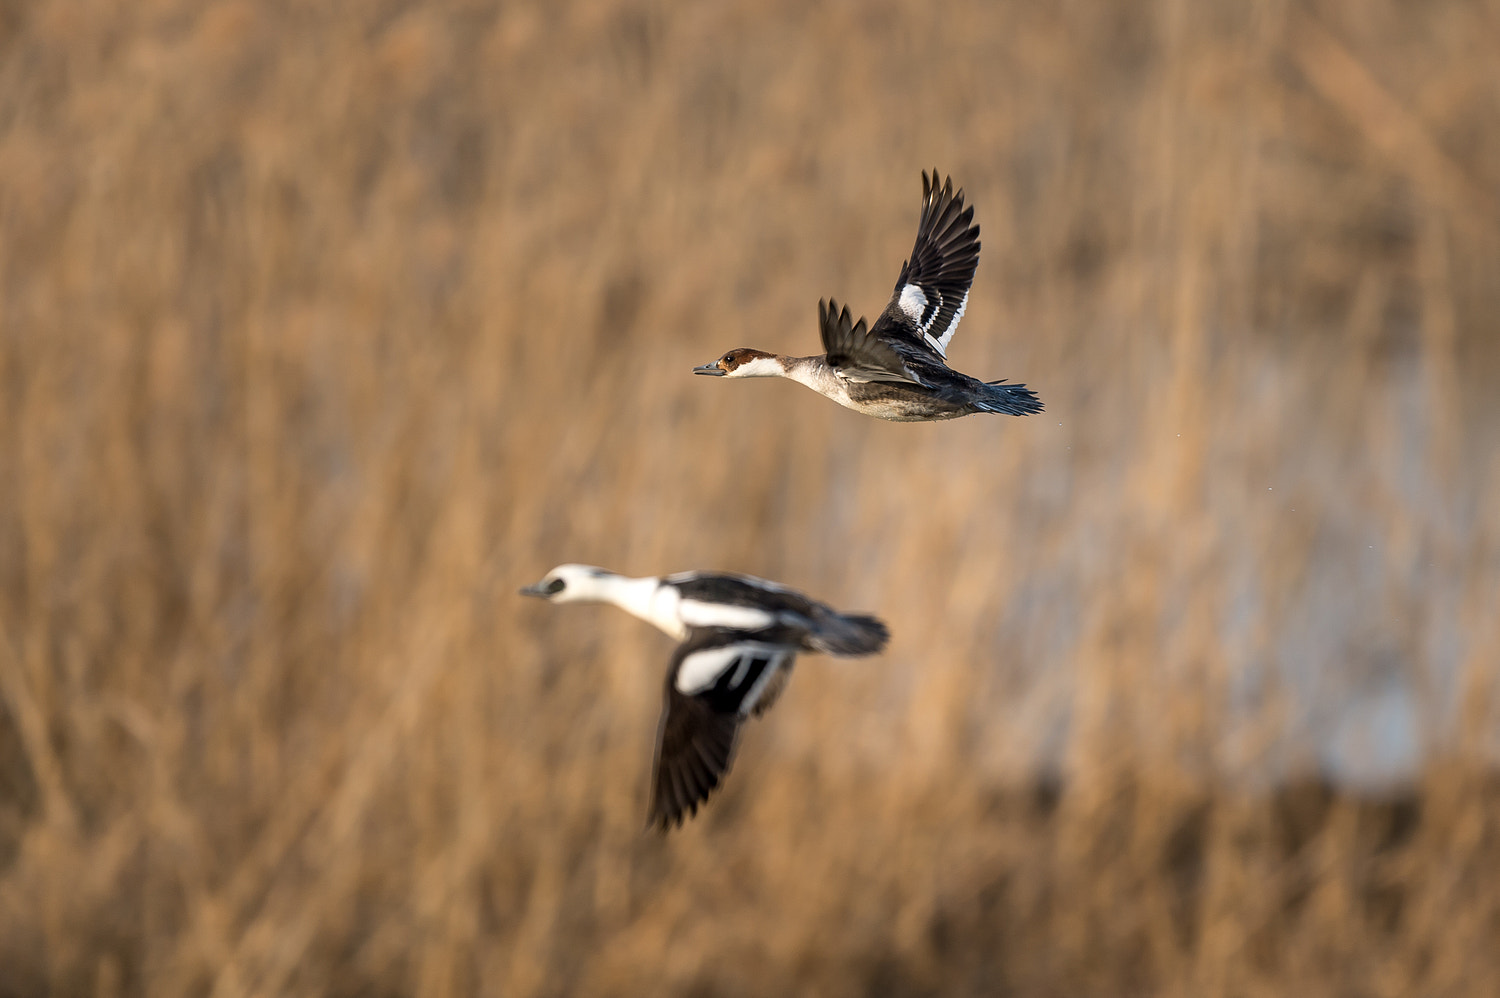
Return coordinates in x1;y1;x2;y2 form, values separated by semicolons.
818;298;921;384
648;633;798;831
877;169;982;357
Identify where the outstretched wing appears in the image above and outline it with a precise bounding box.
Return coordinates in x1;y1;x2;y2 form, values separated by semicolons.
819;298;921;385
648;633;797;832
873;170;981;358
648;684;740;833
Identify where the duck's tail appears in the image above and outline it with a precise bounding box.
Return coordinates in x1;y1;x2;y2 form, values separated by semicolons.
973;380;1044;416
809;611;890;657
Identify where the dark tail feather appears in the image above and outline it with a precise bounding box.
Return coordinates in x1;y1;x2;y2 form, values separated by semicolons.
974;380;1043;416
809;612;890;656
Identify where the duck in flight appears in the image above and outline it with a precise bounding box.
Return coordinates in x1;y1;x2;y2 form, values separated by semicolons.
520;564;888;831
694;170;1042;421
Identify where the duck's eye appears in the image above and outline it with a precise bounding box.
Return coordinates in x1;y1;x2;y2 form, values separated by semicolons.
546;578;566;595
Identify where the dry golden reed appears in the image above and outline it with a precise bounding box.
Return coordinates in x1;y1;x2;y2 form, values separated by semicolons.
1;1;1498;995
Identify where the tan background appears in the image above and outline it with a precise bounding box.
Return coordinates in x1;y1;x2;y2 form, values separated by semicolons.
2;1;1499;995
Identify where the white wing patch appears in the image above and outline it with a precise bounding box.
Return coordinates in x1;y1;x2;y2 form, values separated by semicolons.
901;281;968;357
675;645;746;694
677;599;776;632
674;643;790;716
897;283;928;323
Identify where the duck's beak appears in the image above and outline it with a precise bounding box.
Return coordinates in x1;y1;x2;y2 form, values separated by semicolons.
518;582;550;598
692;361;726;376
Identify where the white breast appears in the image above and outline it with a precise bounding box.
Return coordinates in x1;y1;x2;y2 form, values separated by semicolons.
604;578;689;640
645;584;688;639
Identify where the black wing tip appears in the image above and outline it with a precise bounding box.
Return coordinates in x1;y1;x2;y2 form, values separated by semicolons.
646;699;738;833
646;800;694;835
819;297;860;332
922;167;954;192
647;782;690;834
647;772;721;834
921;168;961;209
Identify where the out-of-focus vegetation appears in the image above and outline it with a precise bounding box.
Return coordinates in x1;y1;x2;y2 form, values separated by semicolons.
1;1;1498;995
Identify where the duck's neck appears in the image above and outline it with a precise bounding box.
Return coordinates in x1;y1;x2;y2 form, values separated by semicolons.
778;354;841;394
582;573;685;640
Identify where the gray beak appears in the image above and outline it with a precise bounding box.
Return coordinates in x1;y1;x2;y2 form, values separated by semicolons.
518;583;550;598
692;361;726;376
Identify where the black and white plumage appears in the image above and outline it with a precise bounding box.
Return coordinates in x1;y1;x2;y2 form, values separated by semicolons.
519;564;889;831
879;168;982;359
693;170;1043;421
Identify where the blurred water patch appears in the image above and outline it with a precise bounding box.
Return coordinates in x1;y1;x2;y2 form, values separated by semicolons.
951;329;1496;792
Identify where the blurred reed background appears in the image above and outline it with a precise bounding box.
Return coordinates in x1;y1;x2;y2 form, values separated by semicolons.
2;0;1499;995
